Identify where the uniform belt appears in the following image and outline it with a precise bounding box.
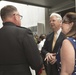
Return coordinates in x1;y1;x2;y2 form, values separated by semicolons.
0;64;28;71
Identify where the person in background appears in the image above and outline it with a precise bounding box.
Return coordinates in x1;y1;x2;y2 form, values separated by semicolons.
0;5;43;75
37;34;46;75
41;13;65;75
37;34;46;53
56;12;76;75
34;34;39;44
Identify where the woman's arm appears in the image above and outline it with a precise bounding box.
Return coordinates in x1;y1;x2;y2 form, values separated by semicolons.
60;39;75;75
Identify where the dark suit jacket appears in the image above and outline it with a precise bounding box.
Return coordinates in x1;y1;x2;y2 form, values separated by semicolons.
41;31;65;75
0;22;43;75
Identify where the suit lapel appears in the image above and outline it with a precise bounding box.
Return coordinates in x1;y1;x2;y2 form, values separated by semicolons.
47;32;54;52
53;32;62;52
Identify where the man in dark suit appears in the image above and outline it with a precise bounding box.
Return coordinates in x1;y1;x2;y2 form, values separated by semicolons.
41;13;65;75
0;5;43;75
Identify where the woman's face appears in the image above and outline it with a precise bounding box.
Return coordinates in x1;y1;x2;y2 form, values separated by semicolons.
62;17;73;34
62;23;71;34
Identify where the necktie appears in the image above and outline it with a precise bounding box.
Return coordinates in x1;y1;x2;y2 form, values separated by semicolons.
52;33;57;50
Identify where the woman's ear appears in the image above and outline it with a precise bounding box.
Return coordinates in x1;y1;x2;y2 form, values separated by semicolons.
70;22;74;28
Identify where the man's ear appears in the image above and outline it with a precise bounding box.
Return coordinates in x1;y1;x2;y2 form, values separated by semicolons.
13;14;17;21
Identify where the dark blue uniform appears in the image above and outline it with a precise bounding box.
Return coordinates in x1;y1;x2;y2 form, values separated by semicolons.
0;22;43;75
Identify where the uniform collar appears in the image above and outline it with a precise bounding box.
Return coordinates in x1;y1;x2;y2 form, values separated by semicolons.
3;22;18;27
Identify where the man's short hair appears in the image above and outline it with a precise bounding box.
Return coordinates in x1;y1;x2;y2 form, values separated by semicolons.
0;5;17;20
50;13;62;21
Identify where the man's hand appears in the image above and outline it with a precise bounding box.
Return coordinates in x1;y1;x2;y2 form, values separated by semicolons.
49;54;57;64
44;53;56;64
